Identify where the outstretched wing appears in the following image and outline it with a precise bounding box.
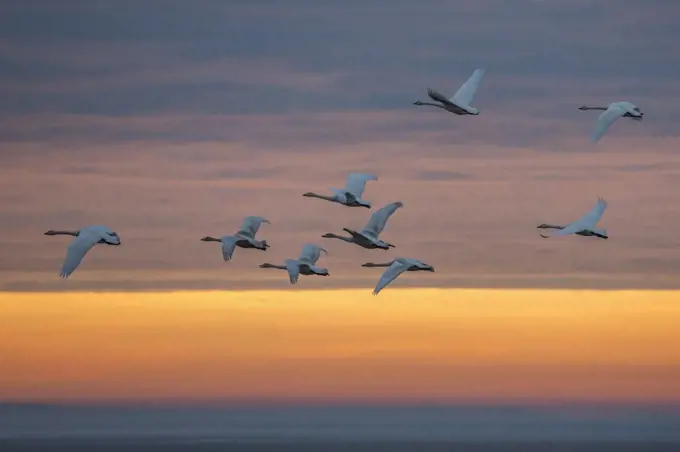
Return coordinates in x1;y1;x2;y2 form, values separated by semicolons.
344;172;377;198
451;68;485;107
59;230;101;278
237;216;269;238
427;88;455;106
298;243;327;265
362;201;404;237
551;197;608;236
373;259;410;295
220;235;239;261
285;259;300;284
591;104;626;143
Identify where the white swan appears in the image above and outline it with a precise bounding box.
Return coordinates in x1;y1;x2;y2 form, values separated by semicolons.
303;172;378;208
200;215;270;261
259;243;329;284
414;68;486;115
44;225;121;278
537;197;609;239
322;201;403;250
578;101;643;143
362;257;435;295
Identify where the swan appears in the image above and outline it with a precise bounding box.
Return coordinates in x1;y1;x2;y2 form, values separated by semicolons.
259;243;329;284
413;68;486;115
537;197;609;239
363;257;434;295
303;172;378;208
200;215;270;261
44;225;121;278
322;201;403;250
578;101;643;143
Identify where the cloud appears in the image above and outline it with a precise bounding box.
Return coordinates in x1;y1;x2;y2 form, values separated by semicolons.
416;171;473;181
1;0;680;290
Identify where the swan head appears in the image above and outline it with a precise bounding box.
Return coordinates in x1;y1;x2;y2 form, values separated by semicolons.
413;101;424;105
321;233;336;238
200;236;219;242
302;192;316;197
578;105;589;111
44;230;58;235
536;224;551;229
102;231;121;245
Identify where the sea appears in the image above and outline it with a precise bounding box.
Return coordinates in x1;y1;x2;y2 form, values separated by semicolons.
1;404;679;451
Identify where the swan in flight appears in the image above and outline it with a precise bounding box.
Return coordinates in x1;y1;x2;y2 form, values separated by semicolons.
414;68;486;115
303;172;378;208
537;197;609;239
578;101;643;143
200;215;270;261
322;201;403;250
362;257;434;295
44;225;121;278
259;243;329;284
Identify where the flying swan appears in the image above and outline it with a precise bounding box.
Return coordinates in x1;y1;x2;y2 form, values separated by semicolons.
362;257;435;295
322;201;403;250
200;215;270;261
259;243;329;284
414;68;486;115
44;225;121;278
303;172;378;208
537;197;609;239
578;101;643;143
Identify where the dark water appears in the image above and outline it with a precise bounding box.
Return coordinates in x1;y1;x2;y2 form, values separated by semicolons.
1;439;679;452
2;404;679;451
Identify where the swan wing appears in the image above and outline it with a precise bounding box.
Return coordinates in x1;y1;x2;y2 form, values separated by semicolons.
236;216;269;238
220;235;239;261
591;103;626;143
549;197;608;236
574;197;608;228
361;201;404;237
344;172;378;198
373;259;410;295
298;243;327;265
427;88;454;106
285;259;300;284
59;230;101;278
451;68;485;107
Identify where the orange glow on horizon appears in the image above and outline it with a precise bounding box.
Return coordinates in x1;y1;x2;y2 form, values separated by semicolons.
1;289;680;404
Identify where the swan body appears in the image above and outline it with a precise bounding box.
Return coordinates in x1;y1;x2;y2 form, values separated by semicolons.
537;197;609;239
259;243;329;284
44;225;121;278
201;215;270;261
303;172;378;208
364;257;435;295
578;101;643;143
322;201;403;250
414;68;486;115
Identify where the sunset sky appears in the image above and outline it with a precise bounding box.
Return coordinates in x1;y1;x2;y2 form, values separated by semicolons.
1;0;680;411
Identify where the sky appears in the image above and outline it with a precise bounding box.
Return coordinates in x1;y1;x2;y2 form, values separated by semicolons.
0;0;679;290
1;0;680;416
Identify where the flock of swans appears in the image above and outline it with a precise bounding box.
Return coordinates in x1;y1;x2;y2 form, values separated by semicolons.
44;68;644;294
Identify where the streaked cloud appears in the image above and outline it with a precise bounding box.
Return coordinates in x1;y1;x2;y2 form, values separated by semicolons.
0;0;679;290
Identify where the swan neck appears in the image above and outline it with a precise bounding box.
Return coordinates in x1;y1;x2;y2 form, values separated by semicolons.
47;230;79;236
261;263;286;270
